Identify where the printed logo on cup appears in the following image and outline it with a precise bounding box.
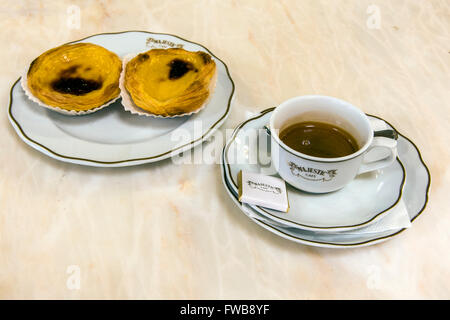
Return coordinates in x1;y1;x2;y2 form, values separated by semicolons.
288;161;337;182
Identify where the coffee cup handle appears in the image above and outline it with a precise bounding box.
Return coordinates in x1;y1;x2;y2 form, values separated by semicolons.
358;119;398;175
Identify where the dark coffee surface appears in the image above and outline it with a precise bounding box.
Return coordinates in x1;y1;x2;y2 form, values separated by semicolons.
279;121;359;158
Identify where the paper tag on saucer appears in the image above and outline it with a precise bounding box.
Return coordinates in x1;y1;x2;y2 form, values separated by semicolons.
238;171;289;212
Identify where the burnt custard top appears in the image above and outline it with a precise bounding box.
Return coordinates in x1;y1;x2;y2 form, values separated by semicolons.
26;43;122;111
124;48;216;116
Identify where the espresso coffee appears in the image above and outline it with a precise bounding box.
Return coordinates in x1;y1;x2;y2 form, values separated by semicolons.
279;121;359;158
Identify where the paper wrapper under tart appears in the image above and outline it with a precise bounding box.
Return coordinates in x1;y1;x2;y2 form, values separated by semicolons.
20;68;120;116
119;53;217;118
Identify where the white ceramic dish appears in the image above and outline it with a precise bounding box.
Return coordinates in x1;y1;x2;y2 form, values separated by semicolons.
223;109;405;232
8;31;234;167
221;109;430;247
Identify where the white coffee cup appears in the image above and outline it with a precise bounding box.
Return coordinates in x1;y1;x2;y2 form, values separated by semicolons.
269;95;398;193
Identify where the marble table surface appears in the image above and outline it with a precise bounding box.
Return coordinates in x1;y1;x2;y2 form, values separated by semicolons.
0;0;449;299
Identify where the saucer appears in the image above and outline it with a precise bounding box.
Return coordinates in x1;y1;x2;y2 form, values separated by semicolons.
8;31;235;167
221;109;430;247
223;108;406;232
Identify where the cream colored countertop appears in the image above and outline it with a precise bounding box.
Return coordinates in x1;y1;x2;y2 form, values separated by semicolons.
0;0;449;299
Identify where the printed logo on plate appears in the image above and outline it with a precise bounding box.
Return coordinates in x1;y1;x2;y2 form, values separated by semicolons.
146;37;184;49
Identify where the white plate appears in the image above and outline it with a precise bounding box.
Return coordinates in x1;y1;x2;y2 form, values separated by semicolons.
223;109;405;232
221;111;430;248
8;31;235;167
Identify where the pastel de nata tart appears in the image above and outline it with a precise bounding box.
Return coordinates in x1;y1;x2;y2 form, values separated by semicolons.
121;48;216;117
22;43;122;115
